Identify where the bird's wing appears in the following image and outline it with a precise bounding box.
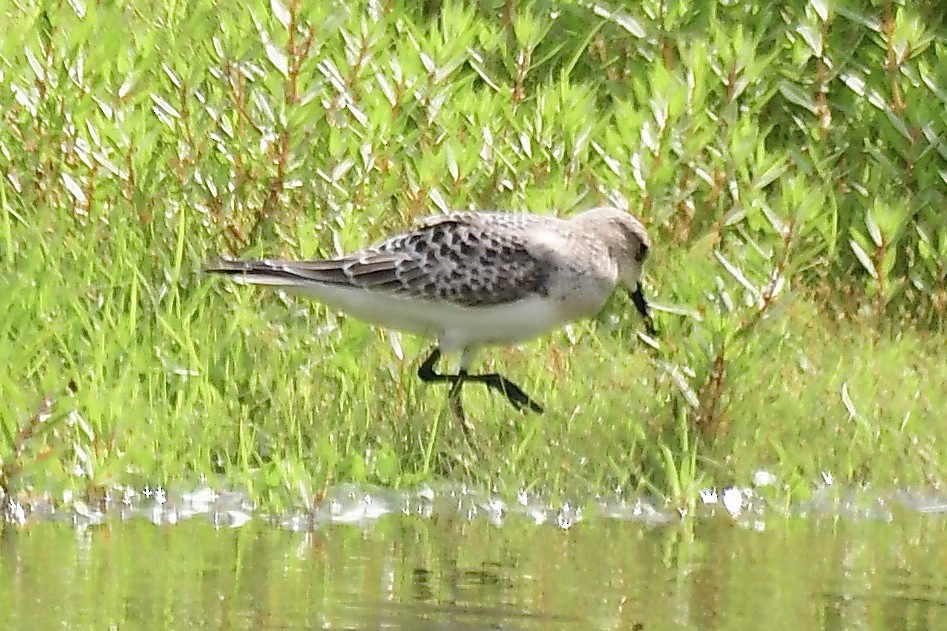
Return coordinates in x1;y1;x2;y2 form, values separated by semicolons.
372;213;550;306
206;214;550;307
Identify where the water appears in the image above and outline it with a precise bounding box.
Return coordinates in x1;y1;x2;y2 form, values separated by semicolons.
3;501;947;630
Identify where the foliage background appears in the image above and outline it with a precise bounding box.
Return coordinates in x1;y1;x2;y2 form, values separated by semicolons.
1;0;945;509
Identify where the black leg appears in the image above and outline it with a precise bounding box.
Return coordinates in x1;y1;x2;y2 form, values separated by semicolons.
447;371;472;438
466;373;544;413
418;348;446;382
417;348;543;414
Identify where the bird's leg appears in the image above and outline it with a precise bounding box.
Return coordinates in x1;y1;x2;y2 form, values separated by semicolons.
417;348;544;414
418;349;474;436
446;371;472;438
417;347;447;383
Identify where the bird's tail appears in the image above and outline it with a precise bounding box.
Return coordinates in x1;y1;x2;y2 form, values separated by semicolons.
204;258;319;288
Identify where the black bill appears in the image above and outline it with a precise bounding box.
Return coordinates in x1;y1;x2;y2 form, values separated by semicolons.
630;286;657;336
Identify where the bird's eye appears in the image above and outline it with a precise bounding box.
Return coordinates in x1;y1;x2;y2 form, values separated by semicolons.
636;242;649;263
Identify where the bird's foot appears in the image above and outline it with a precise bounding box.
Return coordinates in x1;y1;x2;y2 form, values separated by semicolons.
418;347;544;414
469;373;544;414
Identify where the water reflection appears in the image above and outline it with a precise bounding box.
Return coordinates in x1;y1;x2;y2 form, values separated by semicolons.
2;511;947;629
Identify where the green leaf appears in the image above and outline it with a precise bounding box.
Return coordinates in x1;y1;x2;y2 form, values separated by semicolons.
61;173;87;206
849;237;877;279
810;0;829;22
865;208;883;248
752;157;788;191
715;251;761;300
270;0;290;29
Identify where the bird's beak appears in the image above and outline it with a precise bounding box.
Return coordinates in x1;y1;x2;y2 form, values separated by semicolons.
630;286;657;336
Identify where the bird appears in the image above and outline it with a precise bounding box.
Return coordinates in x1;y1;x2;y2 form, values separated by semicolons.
205;206;655;422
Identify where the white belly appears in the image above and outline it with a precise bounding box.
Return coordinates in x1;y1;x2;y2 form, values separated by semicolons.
289;284;577;352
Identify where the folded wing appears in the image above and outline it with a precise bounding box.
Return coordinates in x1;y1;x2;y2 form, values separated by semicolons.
205;214;550;307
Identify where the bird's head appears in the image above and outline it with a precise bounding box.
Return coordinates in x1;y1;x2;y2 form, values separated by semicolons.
574;206;656;335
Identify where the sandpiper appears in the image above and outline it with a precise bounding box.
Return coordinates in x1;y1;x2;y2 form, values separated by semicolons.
205;206;655;418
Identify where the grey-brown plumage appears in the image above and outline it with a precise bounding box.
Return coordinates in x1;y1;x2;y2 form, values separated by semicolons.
206;206;655;417
219;214;551;307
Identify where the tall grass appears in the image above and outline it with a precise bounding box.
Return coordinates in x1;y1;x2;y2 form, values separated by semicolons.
1;0;945;510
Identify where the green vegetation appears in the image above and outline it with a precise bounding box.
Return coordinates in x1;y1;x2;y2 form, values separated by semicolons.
1;0;945;511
